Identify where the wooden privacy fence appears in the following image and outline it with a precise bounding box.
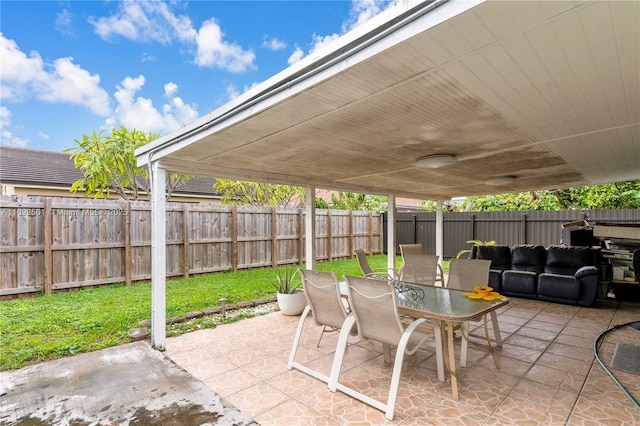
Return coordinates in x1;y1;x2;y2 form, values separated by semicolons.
0;196;382;298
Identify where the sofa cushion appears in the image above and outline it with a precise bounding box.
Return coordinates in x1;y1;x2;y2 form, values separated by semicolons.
538;274;581;301
510;245;546;274
502;270;538;298
476;246;511;271
545;245;594;275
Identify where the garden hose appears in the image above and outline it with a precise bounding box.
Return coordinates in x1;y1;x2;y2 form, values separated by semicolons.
593;321;640;409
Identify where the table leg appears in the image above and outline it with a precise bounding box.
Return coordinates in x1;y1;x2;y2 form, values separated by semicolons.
446;320;458;400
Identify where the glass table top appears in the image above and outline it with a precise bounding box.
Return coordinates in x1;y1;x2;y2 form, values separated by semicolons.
393;280;509;321
339;278;508;321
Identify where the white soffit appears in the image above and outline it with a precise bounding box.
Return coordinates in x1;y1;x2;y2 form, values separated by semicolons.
136;0;640;199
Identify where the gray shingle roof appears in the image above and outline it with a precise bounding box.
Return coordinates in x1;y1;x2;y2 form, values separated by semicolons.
0;146;219;196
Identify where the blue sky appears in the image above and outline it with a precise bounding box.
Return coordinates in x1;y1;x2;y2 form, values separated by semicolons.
1;0;393;152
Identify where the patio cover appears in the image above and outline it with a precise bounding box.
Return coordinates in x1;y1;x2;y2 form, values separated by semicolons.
136;0;640;349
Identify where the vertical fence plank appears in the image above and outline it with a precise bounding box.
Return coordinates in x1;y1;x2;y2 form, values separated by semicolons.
43;198;52;294
124;201;132;285
231;206;238;272
327;210;333;262
271;207;278;268
182;204;190;278
298;208;304;265
367;211;373;255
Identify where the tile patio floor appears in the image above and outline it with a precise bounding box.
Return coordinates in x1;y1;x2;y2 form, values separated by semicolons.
164;298;640;425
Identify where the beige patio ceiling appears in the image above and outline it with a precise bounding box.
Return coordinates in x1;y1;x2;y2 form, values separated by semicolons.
137;0;640;200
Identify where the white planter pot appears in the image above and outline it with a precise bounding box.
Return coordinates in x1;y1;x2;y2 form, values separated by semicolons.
276;291;307;315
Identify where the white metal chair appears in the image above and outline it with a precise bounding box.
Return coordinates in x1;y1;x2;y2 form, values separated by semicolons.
446;258;503;367
328;275;444;420
354;248;395;278
288;269;353;383
399;253;444;286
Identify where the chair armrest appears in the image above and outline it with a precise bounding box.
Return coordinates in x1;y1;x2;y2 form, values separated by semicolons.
575;266;598;279
436;263;444;284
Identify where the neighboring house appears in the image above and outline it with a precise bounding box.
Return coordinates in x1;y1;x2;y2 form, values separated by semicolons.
0;146;423;208
0;146;222;203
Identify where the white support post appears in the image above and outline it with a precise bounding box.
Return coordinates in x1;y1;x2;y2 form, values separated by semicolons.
435;200;444;267
151;162;166;350
305;186;316;270
387;195;396;276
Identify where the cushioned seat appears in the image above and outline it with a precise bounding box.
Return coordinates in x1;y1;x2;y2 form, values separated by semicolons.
537;245;599;307
501;245;546;299
475;245;511;293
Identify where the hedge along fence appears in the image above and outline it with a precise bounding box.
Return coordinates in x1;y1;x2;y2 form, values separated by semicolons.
0;196;382;299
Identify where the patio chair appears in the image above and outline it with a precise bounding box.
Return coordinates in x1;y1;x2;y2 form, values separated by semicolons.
328;275;444;421
355;248;395;279
399;243;423;257
287;269;353;384
446;258;502;367
399;253;444;286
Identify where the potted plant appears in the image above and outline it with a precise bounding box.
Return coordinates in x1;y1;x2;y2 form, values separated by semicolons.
456;240;496;259
268;267;306;315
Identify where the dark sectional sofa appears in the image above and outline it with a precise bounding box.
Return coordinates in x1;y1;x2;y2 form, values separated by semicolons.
474;244;600;307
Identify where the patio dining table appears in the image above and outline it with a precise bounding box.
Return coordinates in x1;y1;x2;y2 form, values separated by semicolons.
340;278;509;400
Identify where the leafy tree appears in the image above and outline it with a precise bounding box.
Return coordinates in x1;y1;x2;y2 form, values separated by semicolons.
552;181;640;209
315;198;330;209
212;180;305;207
423;180;640;212
329;192;386;211
468;190;560;212
65;127;191;200
419;199;472;212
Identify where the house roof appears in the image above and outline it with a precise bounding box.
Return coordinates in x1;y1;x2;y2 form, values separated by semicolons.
0;146;219;197
136;0;640;201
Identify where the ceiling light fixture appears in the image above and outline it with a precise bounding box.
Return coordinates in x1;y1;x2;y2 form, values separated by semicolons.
485;176;517;186
415;154;457;169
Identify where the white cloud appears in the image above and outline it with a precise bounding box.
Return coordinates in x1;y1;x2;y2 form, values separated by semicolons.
226;85;240;100
0;35;47;98
141;53;156;63
290;0;389;63
89;1;254;72
90;1;175;43
287;47;305;65
164;82;178;98
113;75;198;135
308;33;341;56
0;106;28;147
195;19;255;73
0;34;111;116
37;57;111;116
342;0;387;33
55;9;74;36
38;131;50;140
262;36;286;51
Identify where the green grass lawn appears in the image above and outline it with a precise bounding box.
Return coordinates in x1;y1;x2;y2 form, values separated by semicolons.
0;255;405;371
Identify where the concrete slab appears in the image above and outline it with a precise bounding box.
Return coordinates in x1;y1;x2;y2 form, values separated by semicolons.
0;341;256;425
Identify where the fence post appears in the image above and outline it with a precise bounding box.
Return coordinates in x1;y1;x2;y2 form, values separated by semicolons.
231;206;238;272
271;207;278;268
366;211;371;254
327;210;333;261
521;213;528;244
298;208;304;265
125;201;132;285
470;213;476;242
381;212;387;254
182;203;190;278
412;214;418;244
43;197;52;294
